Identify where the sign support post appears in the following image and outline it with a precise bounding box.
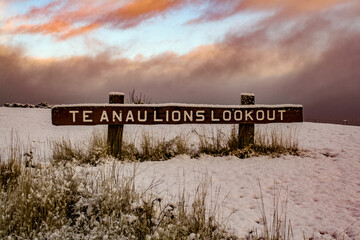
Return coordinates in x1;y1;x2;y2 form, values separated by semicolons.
238;94;255;148
107;92;124;159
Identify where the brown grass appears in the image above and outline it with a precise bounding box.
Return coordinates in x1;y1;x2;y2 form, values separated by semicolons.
1;149;235;239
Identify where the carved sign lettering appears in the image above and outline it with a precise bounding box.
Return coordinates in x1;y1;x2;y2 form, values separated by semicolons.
52;104;303;125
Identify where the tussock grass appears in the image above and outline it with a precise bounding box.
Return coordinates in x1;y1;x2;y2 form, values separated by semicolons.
52;125;300;165
0;151;235;239
123;133;190;162
0;131;25;192
0;156;22;192
254;128;299;157
52;131;191;165
194;125;300;159
195;126;240;157
193;128;229;157
52;130;108;165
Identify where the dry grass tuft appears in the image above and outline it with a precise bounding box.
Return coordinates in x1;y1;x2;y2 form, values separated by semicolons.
253;128;299;157
194;125;300;159
52;130;108;166
0;156;22;192
0;132;24;192
122;133;190;162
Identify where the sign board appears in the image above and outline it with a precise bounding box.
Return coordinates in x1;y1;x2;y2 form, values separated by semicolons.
52;104;303;125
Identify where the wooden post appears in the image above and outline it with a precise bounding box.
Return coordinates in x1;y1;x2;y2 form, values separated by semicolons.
108;92;124;159
238;93;255;149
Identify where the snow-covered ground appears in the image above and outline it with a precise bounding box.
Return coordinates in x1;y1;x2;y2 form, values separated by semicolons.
1;107;360;239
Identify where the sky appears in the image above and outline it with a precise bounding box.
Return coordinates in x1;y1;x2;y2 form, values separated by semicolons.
0;0;360;125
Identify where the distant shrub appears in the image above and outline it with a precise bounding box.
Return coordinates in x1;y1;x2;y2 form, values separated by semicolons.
3;102;51;108
127;89;152;104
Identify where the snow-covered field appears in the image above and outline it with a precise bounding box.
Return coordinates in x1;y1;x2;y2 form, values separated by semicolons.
1;107;360;239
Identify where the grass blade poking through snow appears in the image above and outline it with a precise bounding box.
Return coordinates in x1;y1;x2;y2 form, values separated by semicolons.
246;179;293;240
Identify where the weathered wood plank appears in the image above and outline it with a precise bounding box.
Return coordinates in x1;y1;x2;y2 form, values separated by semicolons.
52;104;303;125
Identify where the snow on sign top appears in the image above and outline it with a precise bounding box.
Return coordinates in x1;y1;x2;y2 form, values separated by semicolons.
240;93;255;96
109;92;125;96
51;103;303;126
52;103;303;108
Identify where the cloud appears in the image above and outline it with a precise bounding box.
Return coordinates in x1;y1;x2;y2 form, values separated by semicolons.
101;0;184;29
22;0;64;19
1;21;360;124
4;0;188;39
275;31;360;123
4;0;359;41
188;0;353;24
1;0;359;124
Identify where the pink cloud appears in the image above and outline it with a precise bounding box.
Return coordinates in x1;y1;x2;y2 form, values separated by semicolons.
6;0;187;39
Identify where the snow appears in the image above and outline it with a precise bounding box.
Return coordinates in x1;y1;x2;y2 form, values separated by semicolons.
241;93;255;96
52;103;303;108
109;92;125;96
1;107;359;239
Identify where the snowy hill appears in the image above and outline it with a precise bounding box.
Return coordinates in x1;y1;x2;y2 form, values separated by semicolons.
0;107;359;239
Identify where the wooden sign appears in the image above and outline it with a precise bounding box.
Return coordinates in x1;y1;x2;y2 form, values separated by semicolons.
51;92;303;158
52;104;302;126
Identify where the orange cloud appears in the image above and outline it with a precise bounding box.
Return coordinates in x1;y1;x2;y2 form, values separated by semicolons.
117;0;182;18
99;0;185;29
15;19;71;34
6;0;187;39
60;23;100;40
